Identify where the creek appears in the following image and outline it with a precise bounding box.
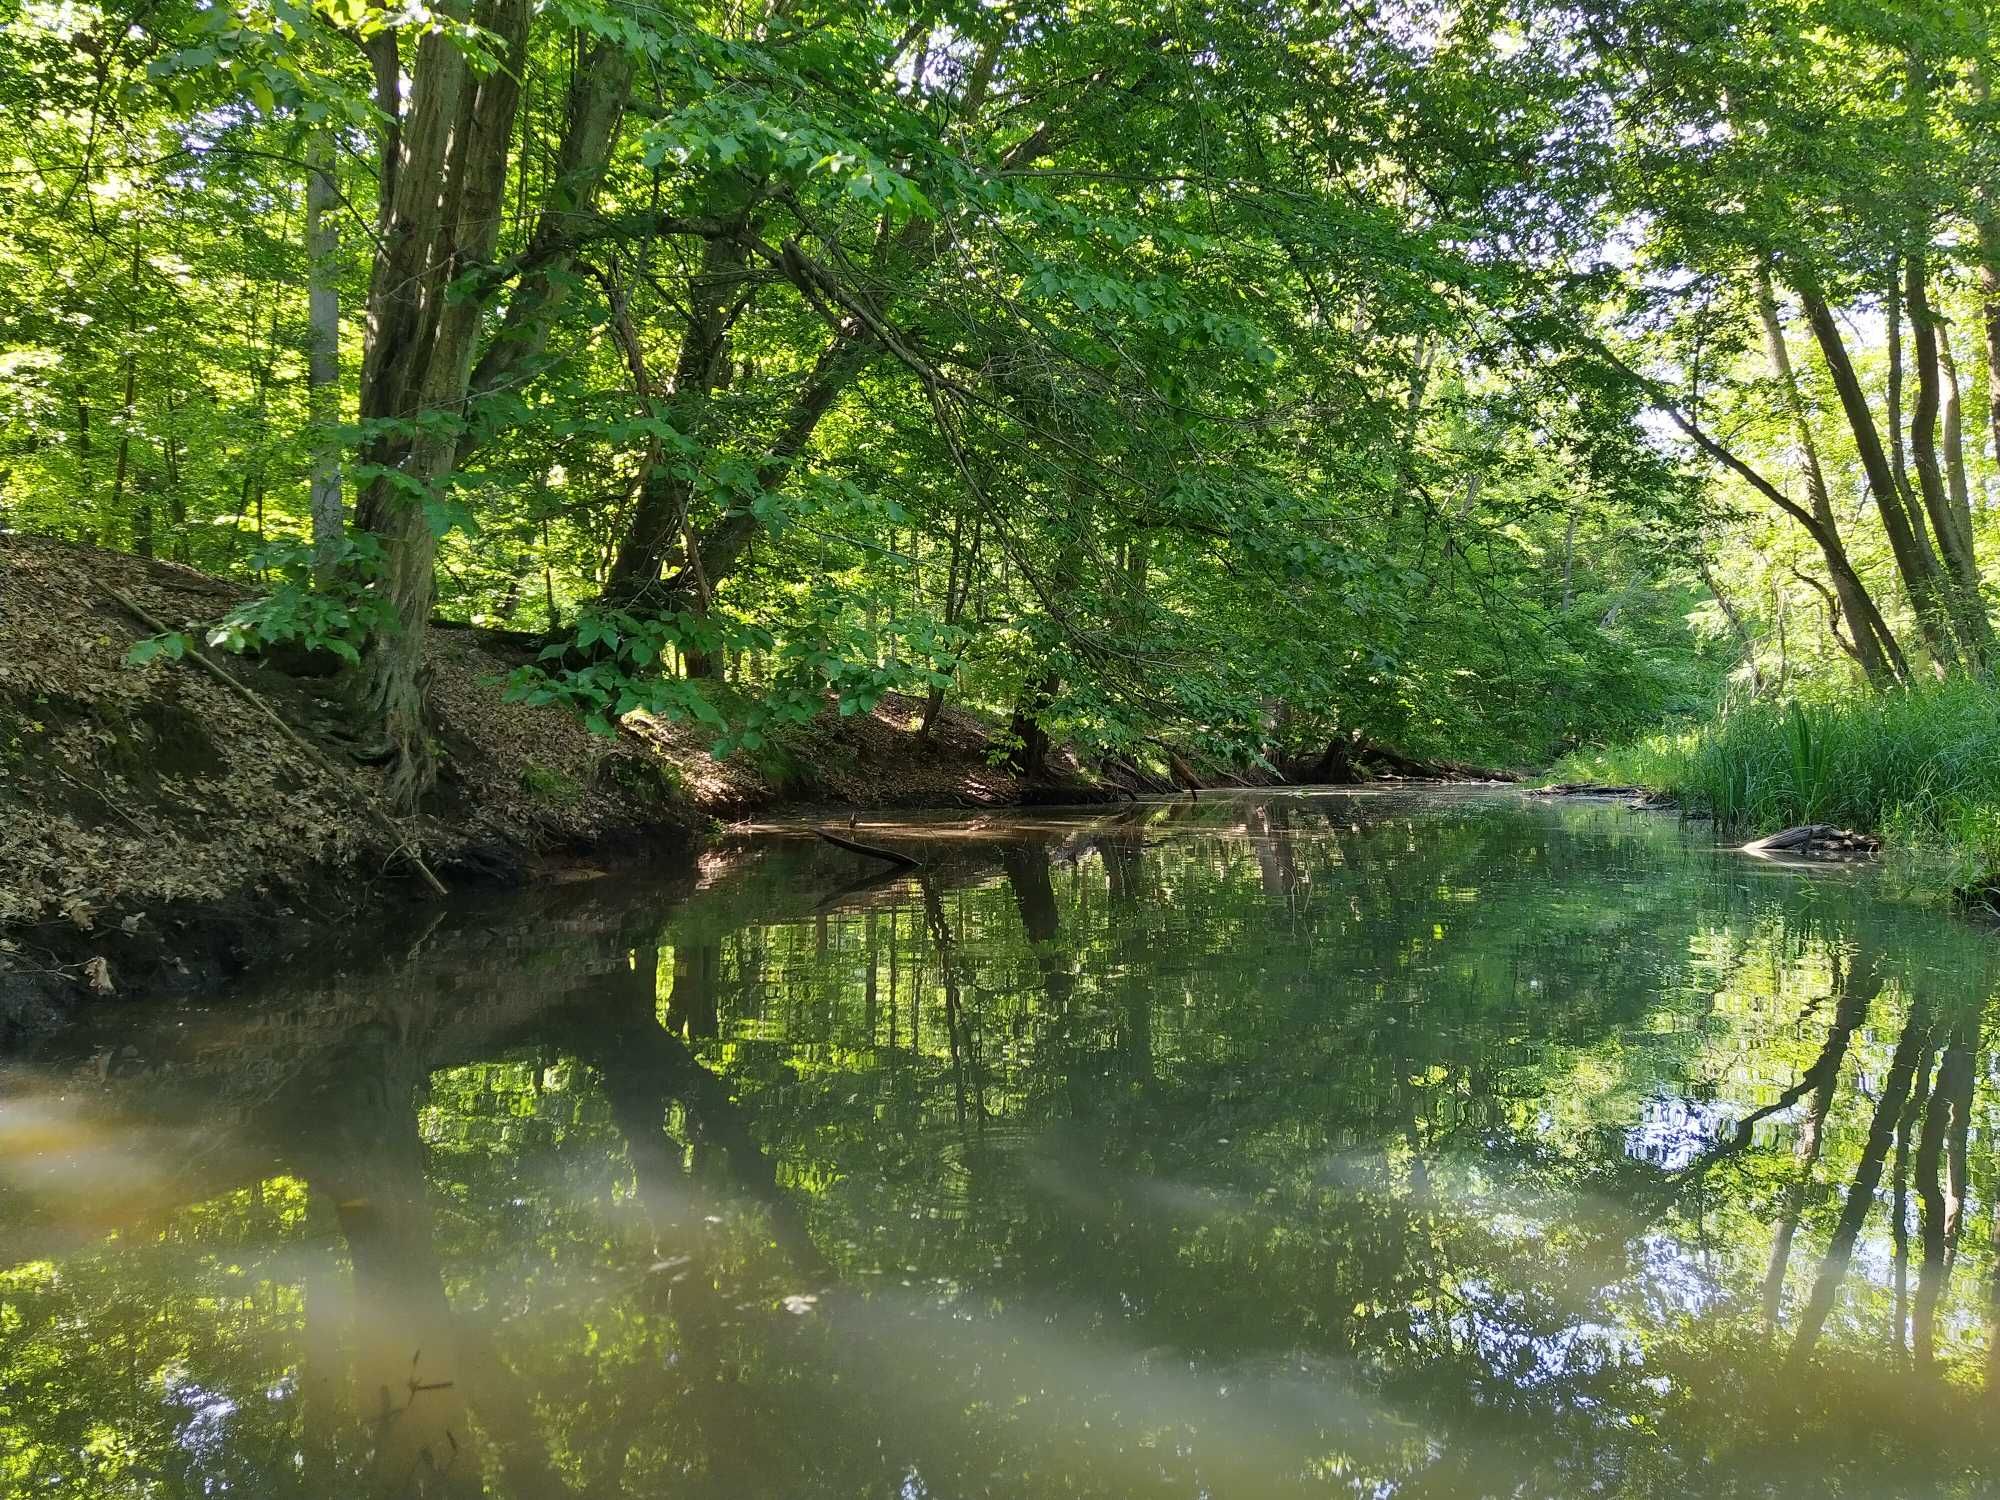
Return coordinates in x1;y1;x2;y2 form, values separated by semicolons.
4;788;1997;1497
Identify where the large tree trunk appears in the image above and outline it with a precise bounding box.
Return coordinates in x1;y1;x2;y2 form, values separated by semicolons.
348;17;630;809
1755;268;1904;685
1007;669;1060;779
352;0;533;808
1794;281;1961;670
463;37;637;410
307;130;343;582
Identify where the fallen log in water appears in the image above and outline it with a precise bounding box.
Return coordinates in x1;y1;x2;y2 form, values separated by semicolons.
1530;782;1651;798
1742;824;1881;859
815;828;923;868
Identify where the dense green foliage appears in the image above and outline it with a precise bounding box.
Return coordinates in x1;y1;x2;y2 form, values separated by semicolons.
3;0;1997;800
0;0;1714;792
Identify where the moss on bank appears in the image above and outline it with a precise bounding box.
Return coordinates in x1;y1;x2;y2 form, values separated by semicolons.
1550;680;2000;907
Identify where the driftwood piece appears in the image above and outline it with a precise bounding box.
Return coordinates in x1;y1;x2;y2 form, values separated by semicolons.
1531;782;1650;798
104;585;450;897
814;828;922;868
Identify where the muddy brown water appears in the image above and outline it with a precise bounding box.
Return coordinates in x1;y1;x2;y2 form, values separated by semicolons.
4;788;2000;1497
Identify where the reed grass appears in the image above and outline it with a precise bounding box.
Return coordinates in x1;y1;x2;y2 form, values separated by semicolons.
1551;679;2000;899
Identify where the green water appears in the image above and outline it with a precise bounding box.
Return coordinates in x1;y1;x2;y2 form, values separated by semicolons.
5;789;2000;1498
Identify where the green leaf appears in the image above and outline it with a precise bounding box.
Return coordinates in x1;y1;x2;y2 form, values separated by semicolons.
125;633;188;667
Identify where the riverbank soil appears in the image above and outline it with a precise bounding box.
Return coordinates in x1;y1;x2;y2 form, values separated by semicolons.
0;536;682;1028
0;537;1107;1028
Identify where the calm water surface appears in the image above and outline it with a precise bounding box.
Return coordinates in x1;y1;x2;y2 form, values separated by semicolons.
6;789;2000;1498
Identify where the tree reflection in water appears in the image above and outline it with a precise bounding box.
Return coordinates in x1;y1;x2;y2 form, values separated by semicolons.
6;789;2000;1497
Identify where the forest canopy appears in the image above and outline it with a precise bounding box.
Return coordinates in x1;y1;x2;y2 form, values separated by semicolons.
3;0;1995;807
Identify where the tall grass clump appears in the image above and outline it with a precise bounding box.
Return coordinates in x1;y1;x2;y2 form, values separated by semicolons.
1551;679;2000;896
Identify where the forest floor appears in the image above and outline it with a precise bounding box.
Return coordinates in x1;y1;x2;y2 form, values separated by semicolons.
0;535;1110;1032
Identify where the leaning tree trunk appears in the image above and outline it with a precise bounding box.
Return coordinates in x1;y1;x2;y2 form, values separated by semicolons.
1898;46;1989;666
1886;272;1916;519
1936;332;1984;668
601;334;873;614
596;210;751;633
352;0;530;808
461;38;635;409
1939;332;1976;557
1966;64;2000;551
1794;281;1961;671
1905;245;1992;666
1754;267;1904;685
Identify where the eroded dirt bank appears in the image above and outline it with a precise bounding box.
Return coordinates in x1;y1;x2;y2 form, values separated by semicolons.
0;537;1114;1032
